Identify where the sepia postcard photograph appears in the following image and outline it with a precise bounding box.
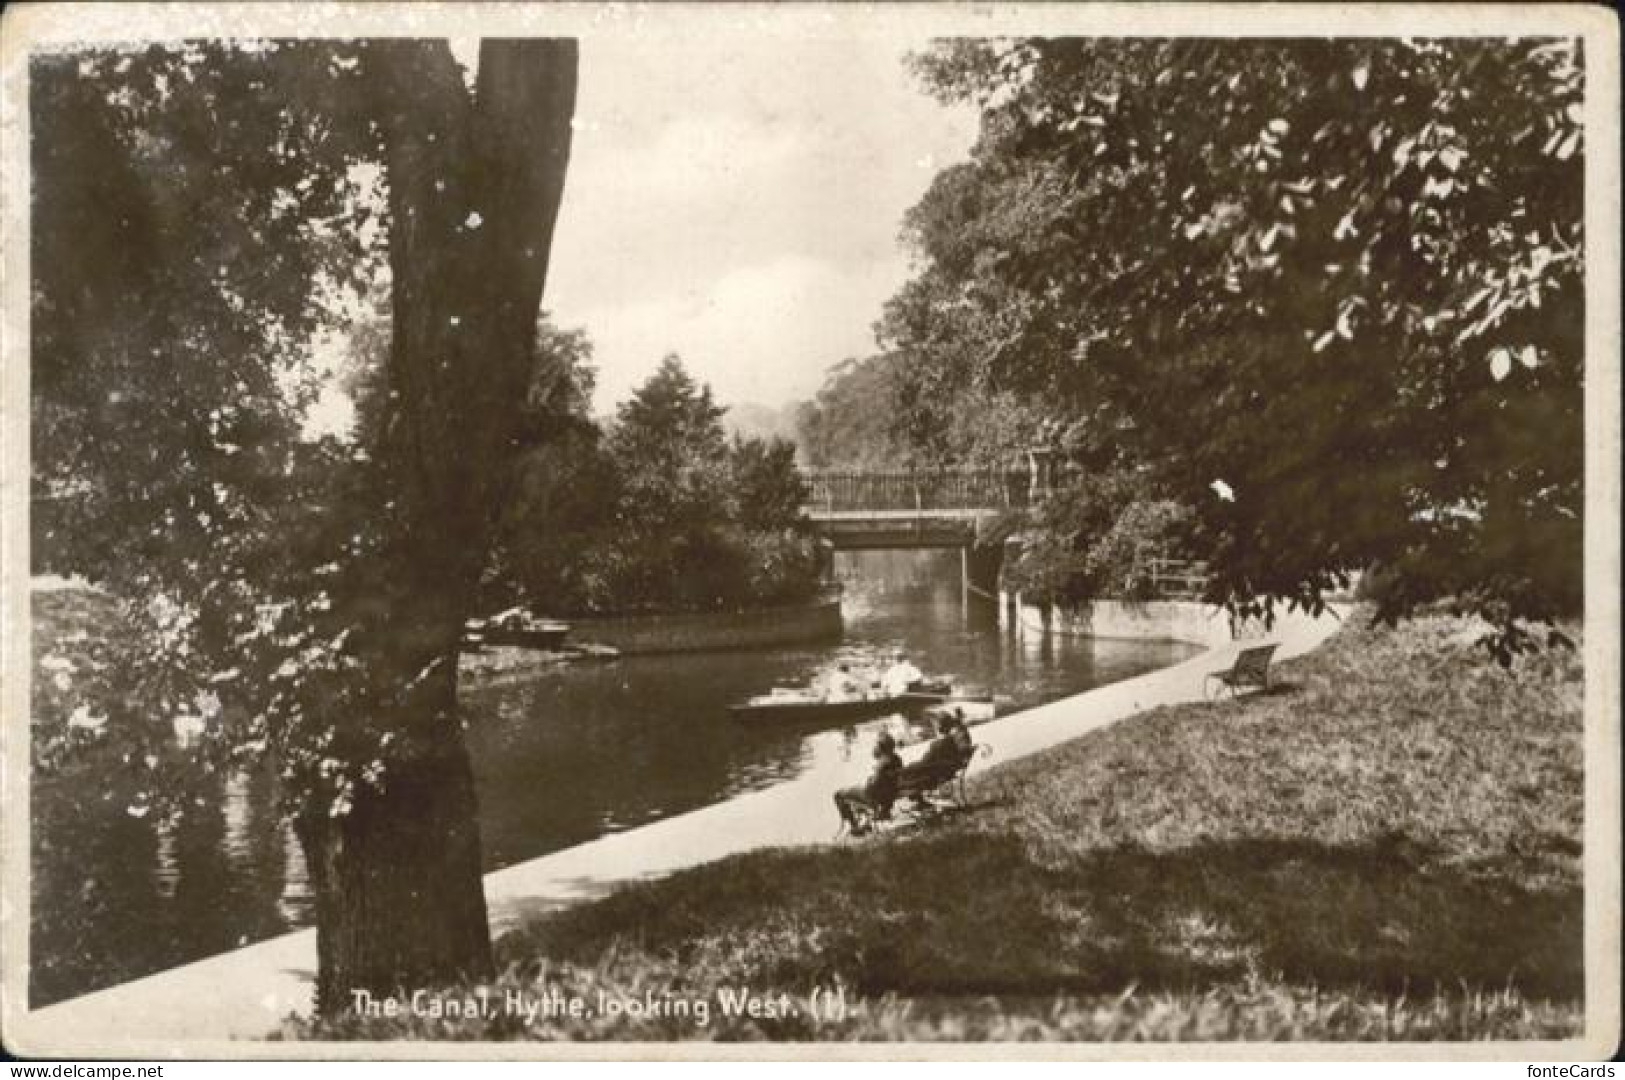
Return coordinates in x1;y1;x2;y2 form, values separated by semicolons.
0;1;1619;1063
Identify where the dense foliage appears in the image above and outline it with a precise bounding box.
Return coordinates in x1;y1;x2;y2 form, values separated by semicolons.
487;353;822;616
32;41;382;813
470;317;607;612
32;38;580;1002
792;353;911;468
882;39;1585;643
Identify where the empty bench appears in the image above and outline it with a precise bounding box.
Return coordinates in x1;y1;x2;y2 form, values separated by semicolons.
1203;643;1279;700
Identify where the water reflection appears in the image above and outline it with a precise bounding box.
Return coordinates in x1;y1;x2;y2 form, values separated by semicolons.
31;759;308;1007
278;826;310;926
32;549;1197;1007
153;820;178;901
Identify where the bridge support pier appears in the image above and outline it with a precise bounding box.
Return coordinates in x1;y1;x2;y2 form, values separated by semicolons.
801;505;1004;607
960;541;1003;608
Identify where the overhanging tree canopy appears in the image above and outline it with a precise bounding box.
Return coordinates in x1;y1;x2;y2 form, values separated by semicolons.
32;37;578;1009
887;38;1584;645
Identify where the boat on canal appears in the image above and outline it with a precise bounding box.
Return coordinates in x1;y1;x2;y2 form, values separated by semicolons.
727;687;950;723
728;676;996;723
463;607;572;651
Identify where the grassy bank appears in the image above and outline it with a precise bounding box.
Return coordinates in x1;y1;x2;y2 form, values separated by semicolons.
295;613;1585;1041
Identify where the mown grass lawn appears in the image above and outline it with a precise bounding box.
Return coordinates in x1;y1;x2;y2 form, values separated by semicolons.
297;612;1585;1041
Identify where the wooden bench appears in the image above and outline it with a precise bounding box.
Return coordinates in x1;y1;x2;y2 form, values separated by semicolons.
1203;643;1279;700
896;742;992;811
840;742;992;837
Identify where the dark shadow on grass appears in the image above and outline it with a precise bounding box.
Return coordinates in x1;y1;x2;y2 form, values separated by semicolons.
879;795;1011;834
913;795;1009;816
507;831;1582;1003
1212;682;1301;702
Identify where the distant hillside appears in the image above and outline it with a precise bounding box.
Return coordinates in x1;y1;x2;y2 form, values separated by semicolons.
793;353;910;469
723;401;802;451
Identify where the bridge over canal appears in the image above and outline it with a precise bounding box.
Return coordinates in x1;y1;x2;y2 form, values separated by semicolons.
798;467;1041;550
796;464;1210;605
797;466;1053;603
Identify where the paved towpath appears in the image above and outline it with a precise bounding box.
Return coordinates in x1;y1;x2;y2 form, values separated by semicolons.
11;606;1345;1055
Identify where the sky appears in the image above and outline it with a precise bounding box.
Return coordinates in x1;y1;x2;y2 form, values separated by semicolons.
510;36;979;414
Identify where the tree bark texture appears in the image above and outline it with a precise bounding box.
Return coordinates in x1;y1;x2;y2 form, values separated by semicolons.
300;39;577;1015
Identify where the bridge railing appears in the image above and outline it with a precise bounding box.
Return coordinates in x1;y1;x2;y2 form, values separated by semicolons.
1138;557;1211;601
799;468;1034;513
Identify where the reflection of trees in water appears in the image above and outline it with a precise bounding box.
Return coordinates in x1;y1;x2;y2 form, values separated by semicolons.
153;820;178;901
35;567;1198;1008
221;771;253;877
33;764;165;1005
32;760;309;1008
464;657;815;868
833;549;961;594
279;826;311;926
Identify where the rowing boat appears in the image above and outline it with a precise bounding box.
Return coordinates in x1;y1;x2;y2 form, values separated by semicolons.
726;687;952;723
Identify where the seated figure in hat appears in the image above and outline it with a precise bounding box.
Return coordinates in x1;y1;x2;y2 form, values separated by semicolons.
833;730;903;835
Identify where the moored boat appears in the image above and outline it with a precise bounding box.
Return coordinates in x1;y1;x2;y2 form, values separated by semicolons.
463;607;571;651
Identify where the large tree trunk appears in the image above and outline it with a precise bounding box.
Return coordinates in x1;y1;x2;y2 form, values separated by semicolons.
297;648;491;1014
301;39;576;1015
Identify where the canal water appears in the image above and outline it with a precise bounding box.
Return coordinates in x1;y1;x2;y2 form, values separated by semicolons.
30;550;1200;1007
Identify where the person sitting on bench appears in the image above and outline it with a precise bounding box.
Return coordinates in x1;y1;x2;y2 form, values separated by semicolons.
947;710;974;759
901;711;967;809
834;731;902;836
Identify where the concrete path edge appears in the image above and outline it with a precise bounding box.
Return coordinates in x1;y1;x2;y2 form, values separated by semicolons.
9;603;1350;1055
